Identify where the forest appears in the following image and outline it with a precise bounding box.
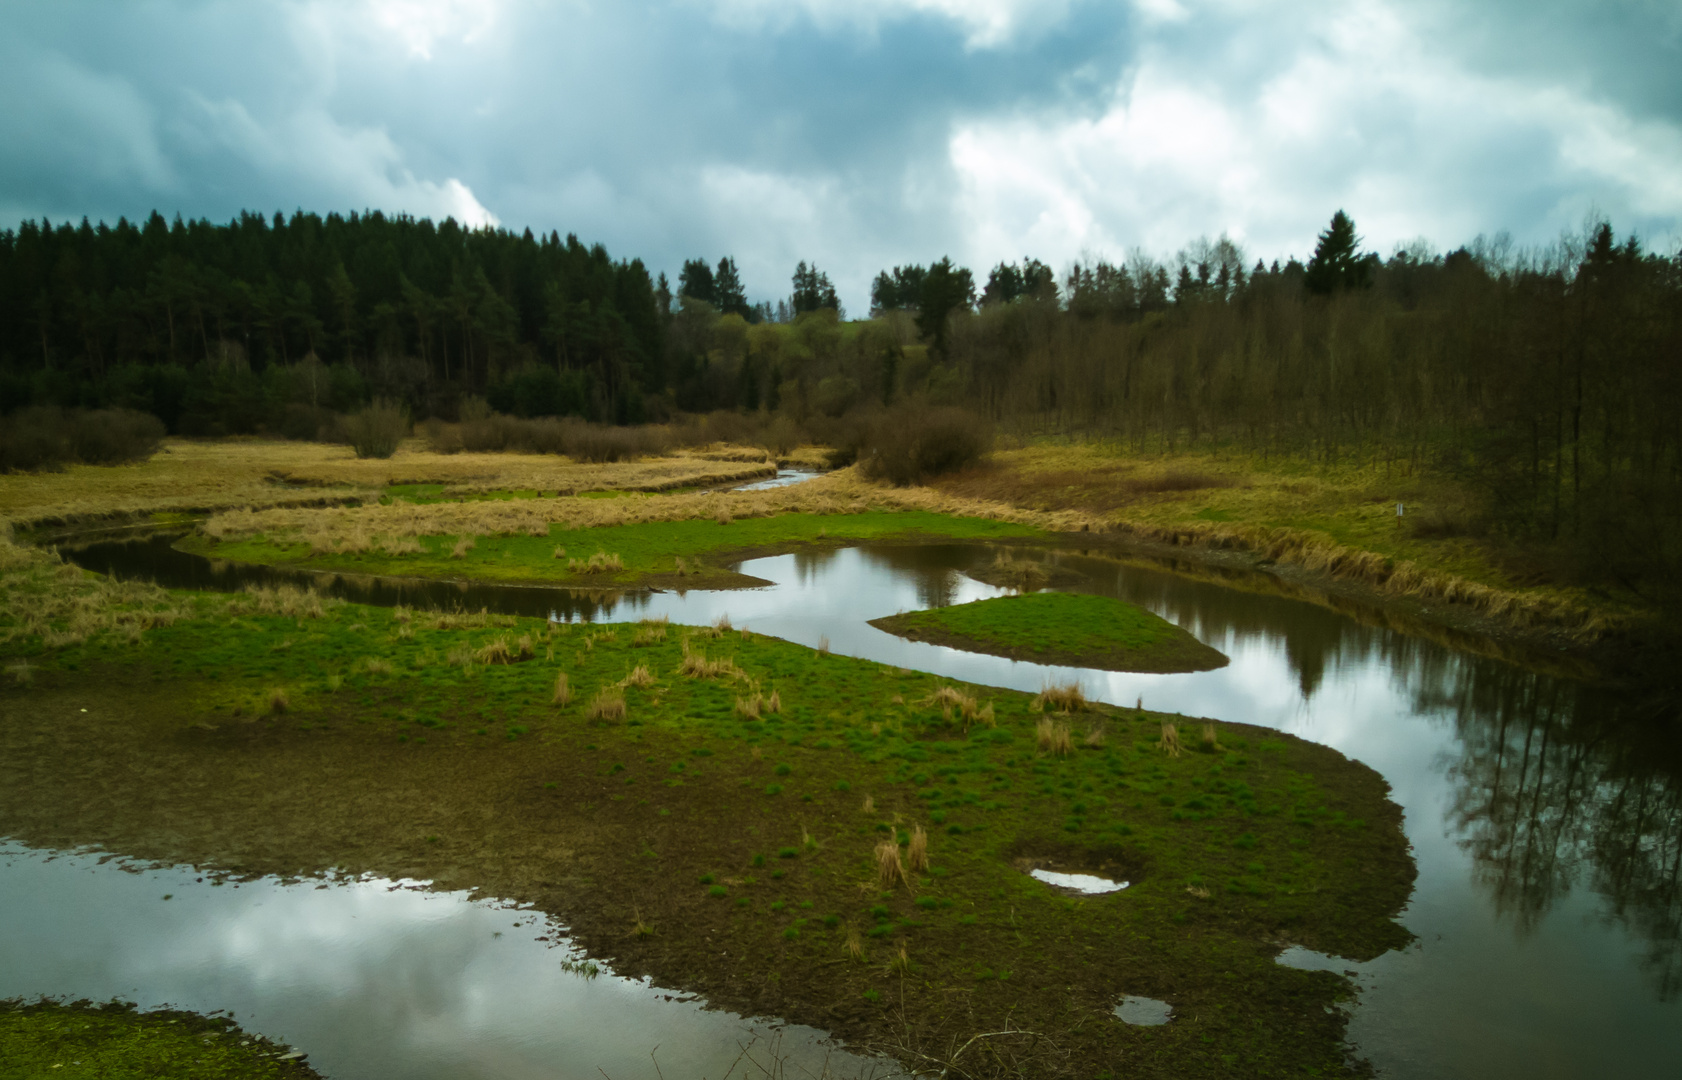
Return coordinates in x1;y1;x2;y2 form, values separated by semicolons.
2;208;1679;613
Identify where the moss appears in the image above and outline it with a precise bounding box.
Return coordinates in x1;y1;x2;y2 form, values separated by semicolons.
0;999;323;1079
869;592;1229;673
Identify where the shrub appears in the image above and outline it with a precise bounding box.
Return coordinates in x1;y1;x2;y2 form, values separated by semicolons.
859;404;991;486
0;406;164;473
344;398;409;459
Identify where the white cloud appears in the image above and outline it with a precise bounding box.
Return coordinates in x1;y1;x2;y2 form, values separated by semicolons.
364;0;502;60
705;0;1073;48
948;0;1682;269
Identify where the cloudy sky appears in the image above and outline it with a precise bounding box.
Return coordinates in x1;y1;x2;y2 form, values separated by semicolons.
2;0;1679;310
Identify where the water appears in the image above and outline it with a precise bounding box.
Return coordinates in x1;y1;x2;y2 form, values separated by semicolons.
1028;869;1130;894
43;534;1682;1078
0;845;897;1080
726;468;824;492
1113;996;1173;1026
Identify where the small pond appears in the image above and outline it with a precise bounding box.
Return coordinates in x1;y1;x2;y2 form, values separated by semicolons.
35;532;1682;1078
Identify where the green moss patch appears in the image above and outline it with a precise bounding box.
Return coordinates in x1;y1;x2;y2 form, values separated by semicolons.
185;510;1041;590
870;592;1229;673
0;589;1412;1080
0;999;323;1080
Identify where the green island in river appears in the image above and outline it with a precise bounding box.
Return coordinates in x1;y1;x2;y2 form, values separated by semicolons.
870;591;1230;674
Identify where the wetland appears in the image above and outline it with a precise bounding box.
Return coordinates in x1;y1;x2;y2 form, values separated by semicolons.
4;496;1682;1079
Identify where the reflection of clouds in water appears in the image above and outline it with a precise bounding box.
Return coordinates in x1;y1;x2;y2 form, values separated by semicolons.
0;849;892;1080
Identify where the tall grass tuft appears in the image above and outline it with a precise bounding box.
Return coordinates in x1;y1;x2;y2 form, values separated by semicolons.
1158;720;1183;758
268;688;290;714
907;825;929;873
552;672;572;705
587;687;627;722
620;664;655;688
1033;681;1087;714
1036;717;1073;756
861;794;875;814
846;928;865;961
875;839;907;889
451;536;477;559
1084;722;1107;748
1199;721;1221;753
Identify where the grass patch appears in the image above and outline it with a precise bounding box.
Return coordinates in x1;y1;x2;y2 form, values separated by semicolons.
871;592;1229;674
0;582;1413;1080
0;999;322;1079
188;511;1042;590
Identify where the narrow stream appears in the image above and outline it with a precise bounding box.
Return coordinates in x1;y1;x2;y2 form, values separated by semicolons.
24;533;1682;1078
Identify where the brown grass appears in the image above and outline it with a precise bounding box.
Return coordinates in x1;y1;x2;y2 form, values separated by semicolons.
631;625;667;646
846;929;865;961
553;546;567;559
450;536;476;559
861;794;875;814
920;685;983;725
1084;723;1107;748
1035;718;1074;756
1158;721;1183;758
619;664;656;688
907;825;929;873
586;688;627;722
568;551;624;574
365;658;395;676
875;839;907;889
817;635;830;655
676;649;743;680
1033;681;1087;714
267;688;290;714
1199;721;1221;753
552;672;571;706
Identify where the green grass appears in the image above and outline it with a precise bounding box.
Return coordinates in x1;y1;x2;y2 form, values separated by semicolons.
0;1000;321;1079
1;586;1414;1079
188;510;1043;588
870;592;1229;673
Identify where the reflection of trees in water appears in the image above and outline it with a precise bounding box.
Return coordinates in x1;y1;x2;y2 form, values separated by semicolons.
859;546;968;611
790;547;839;584
1429;662;1682;1000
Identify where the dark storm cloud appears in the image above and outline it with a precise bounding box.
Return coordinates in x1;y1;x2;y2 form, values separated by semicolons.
0;0;1677;312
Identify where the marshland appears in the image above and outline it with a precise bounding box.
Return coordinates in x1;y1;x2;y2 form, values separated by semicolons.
3;207;1681;1080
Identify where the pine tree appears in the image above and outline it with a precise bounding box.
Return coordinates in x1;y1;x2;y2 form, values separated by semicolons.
1304;210;1371;294
678;259;716;307
714;256;749;318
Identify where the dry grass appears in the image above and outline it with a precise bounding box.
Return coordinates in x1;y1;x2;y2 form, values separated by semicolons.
733;687;782;718
861;794;875;814
365;658;395;676
552;672;571;706
875;839;907;889
586;687;627;722
907;825;929;873
267;688;290;714
1199;721;1221;753
451;536;476;559
432;608;515;631
919;685;986;726
6;659;34;686
1035;718;1074;756
1158;721;1184;758
817;634;830;655
1033;681;1087;714
619;664;656;688
1084;722;1107;748
568;550;624;574
475;635;534;664
631;625;667;646
845;929;865;961
553;546;567;559
0;536;187;651
676;648;743;680
889;944;912;976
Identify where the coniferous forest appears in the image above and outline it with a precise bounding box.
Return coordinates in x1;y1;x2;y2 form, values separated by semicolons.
2;208;1680;611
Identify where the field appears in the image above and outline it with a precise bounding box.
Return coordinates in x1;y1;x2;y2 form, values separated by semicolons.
869;592;1230;673
0;437;784;533
0;529;1414;1078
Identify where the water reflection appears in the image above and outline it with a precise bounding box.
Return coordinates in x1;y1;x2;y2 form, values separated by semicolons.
0;845;895;1080
54;532;1682;1077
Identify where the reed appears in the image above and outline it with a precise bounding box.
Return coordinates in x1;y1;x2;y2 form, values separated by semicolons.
1035;717;1073;756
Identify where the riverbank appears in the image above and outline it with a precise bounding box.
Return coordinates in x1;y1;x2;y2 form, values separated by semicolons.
0;537;1414;1079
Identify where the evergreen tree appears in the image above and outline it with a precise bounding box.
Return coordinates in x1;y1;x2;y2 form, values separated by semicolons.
714;256;749;318
915;257;974;357
790;261;839;315
678;259;716;307
1304;210;1372;295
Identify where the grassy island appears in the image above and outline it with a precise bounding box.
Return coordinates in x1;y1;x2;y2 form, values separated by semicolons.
870;592;1230;674
0;536;1414;1079
0;999;323;1079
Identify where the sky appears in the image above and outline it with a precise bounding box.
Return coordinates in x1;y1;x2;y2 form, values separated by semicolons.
1;0;1679;312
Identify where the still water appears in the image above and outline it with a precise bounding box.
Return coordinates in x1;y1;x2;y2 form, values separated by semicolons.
33;534;1682;1078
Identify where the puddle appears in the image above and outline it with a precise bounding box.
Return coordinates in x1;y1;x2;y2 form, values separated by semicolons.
0;843;900;1080
1114;996;1173;1026
1028;869;1129;894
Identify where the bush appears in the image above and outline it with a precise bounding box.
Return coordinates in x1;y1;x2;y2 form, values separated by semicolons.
0;406;164;473
859;404;991;486
343;398;409;459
